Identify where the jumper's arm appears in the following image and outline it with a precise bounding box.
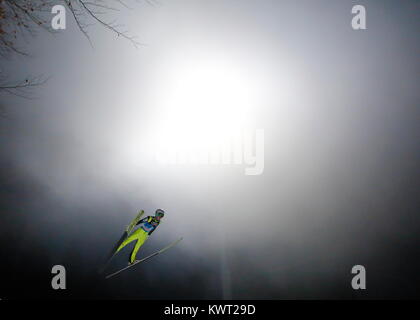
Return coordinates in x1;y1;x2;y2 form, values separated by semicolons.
136;217;149;226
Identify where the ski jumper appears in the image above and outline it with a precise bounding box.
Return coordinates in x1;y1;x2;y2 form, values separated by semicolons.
116;216;161;263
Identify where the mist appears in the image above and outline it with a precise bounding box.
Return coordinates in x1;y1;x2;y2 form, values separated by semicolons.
0;0;419;299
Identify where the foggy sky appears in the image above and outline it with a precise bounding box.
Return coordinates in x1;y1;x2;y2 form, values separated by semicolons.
0;0;419;299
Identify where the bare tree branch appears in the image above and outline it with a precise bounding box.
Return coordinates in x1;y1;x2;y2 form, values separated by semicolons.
74;0;142;48
0;0;145;99
0;74;49;99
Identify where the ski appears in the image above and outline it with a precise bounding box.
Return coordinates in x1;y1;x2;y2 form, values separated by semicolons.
126;210;145;235
105;237;183;279
98;210;145;274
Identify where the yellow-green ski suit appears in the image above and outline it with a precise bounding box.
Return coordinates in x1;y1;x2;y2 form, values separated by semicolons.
116;216;160;263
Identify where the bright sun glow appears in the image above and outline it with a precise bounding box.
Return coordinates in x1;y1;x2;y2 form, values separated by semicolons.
150;57;266;163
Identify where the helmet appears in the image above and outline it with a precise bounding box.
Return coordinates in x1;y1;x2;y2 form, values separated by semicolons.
155;209;165;218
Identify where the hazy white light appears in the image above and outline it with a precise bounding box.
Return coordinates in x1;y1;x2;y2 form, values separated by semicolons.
150;56;265;163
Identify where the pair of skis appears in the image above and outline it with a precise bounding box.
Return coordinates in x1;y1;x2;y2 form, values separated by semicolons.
105;237;183;279
101;210;182;279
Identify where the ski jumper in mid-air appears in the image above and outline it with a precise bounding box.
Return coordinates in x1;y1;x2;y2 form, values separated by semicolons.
116;209;165;264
